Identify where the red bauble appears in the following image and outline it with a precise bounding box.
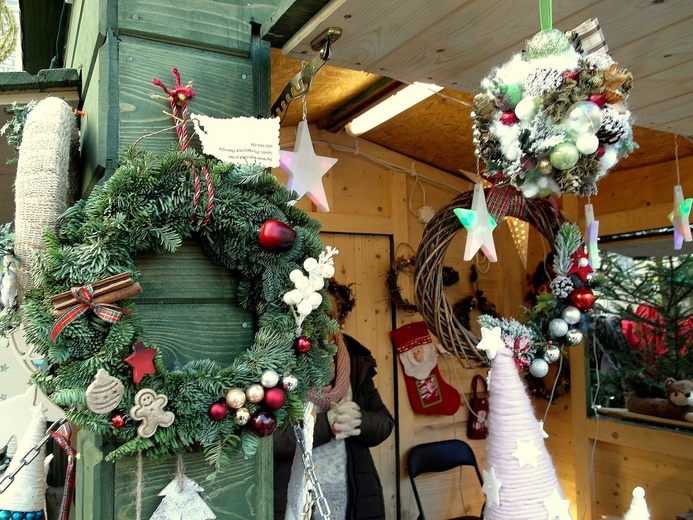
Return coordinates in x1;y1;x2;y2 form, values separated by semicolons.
595;144;606;158
263;386;286;410
499;111;519;125
588;93;607;108
562;69;580;81
208;401;228;422
111;413;126;429
248;410;277;437
258;220;296;252
294;336;312;353
569;287;595;310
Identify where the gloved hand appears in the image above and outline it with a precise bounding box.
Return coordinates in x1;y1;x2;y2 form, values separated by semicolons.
327;399;362;440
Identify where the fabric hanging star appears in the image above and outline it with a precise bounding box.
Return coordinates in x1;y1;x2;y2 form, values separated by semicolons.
453;183;498;262
512;438;542;468
481;467;502;507
477;326;504;360
279;119;338;212
542;488;572;520
668;185;692;250
125;340;157;384
584;203;600;269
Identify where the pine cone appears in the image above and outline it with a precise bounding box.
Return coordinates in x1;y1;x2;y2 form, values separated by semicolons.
597;108;627;144
550;275;574;298
523;68;563;97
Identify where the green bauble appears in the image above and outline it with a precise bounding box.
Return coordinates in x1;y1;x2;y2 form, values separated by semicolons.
550;142;580;170
525;29;572;60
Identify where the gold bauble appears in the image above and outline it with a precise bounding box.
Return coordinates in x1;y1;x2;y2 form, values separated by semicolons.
537;157;554;175
234;407;250;426
225;388;246;409
246;384;264;403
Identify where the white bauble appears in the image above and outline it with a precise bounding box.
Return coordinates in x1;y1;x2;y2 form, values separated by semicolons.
514;96;539;121
261;369;280;388
303;257;318;272
289;269;304;283
561;306;581;325
549;318;569;337
283;289;303;305
297;299;313;316
529;358;550;378
308;292;323;309
576;133;599;154
321;264;335;278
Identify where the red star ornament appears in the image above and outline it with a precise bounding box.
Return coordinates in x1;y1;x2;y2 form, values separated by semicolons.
568;247;593;282
125;340;157;384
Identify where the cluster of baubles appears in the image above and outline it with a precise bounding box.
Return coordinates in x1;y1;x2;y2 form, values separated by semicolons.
472;28;636;198
528;249;596;378
207;369;300;437
0;510;44;520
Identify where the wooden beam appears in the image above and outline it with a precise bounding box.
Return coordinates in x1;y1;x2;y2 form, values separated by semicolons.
260;0;332;48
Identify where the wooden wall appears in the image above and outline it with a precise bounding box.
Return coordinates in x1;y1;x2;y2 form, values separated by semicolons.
274;125;573;519
275;126;693;520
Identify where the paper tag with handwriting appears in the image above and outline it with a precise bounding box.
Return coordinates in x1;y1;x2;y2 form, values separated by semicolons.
191;114;280;167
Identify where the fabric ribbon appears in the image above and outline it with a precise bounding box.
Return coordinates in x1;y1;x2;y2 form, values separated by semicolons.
539;0;553;31
50;284;130;342
49;422;76;520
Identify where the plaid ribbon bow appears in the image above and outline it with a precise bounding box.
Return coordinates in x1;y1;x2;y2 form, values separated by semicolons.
50;284;131;342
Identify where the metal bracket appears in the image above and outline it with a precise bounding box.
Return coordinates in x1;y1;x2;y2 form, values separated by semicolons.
271;27;342;122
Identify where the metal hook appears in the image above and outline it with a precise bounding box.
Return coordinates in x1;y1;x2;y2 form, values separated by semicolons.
271;27;342;123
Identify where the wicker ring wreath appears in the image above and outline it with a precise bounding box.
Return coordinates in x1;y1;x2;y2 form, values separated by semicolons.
415;185;565;368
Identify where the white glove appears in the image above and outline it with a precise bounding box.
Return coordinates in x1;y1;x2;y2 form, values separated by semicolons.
327;400;362;440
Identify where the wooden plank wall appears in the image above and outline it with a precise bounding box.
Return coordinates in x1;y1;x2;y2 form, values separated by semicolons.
274;126;569;519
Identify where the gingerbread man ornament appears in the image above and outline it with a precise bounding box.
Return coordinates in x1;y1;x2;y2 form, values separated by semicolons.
130;388;175;438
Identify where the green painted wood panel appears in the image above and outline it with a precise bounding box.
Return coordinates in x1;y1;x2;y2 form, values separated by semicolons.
77;431;273;519
117;36;256;157
134;239;254;369
118;0;280;56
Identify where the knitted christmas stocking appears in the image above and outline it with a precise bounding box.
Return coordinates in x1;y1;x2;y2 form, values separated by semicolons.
390;321;461;415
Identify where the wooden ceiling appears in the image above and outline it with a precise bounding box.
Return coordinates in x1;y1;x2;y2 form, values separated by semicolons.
268;0;693;180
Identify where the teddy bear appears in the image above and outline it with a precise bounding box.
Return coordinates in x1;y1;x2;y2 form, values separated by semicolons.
624;376;693;423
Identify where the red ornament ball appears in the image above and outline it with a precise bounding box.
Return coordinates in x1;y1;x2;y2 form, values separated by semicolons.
294;336;312;354
569;286;595;310
500;111;520;125
263;386;286;410
111;413;126;429
248;410;277;437
258;220;296;252
596;144;606;158
562;69;580;81
588;93;607;108
208;401;228;422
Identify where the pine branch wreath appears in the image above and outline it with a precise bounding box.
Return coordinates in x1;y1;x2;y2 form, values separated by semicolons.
23;147;338;468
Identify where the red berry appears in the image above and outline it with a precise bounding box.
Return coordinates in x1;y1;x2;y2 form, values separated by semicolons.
499;111;519;125
111;413;126;429
588;93;607;108
294;336;312;353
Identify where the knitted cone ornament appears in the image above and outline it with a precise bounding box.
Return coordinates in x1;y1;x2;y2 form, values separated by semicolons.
0;404;53;516
390;322;461;415
483;346;571;519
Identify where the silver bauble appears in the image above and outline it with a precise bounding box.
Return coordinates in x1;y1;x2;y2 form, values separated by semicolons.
566;329;584;346
548;318;569;337
281;375;299;391
543;345;561;363
260;369;280;388
561;306;581;325
529;358;550;378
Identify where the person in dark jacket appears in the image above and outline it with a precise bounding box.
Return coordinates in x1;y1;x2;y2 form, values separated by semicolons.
274;333;395;520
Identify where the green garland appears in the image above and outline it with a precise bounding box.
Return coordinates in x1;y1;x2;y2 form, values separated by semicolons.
23;147;337;468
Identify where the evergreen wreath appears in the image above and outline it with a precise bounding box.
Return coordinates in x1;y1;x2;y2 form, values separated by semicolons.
22;147;338;470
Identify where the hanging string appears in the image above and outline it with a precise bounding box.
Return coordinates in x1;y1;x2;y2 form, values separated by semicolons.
539;0;553;31
674;134;681;184
177;453;186;492
135;451;143;520
301;61;308;122
475;156;482;184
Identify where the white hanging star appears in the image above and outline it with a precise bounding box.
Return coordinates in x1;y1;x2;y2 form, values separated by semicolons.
481;467;502;507
668;185;692;250
538;419;550;439
512;438;542;468
542;488;572;520
477;326;504;360
584;203;600;269
279;120;338;212
453;183;498;262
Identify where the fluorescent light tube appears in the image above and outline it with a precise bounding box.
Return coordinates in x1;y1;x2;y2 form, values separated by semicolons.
345;82;443;136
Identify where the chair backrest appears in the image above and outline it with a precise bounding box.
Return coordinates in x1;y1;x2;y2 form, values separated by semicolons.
407;439;484;520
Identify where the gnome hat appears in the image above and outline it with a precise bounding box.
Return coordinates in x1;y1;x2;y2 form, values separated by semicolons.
482;346;571;519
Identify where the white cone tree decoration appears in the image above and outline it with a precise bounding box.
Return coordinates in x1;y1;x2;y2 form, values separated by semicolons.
483;346;571;519
149;475;216;520
0;404;53;514
622;486;649;520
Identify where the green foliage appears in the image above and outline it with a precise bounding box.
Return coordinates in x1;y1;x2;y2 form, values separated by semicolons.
24;147;336;466
0;101;36;163
591;252;693;406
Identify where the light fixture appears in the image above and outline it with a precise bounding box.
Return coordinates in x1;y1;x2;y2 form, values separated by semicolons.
345;82;443;136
